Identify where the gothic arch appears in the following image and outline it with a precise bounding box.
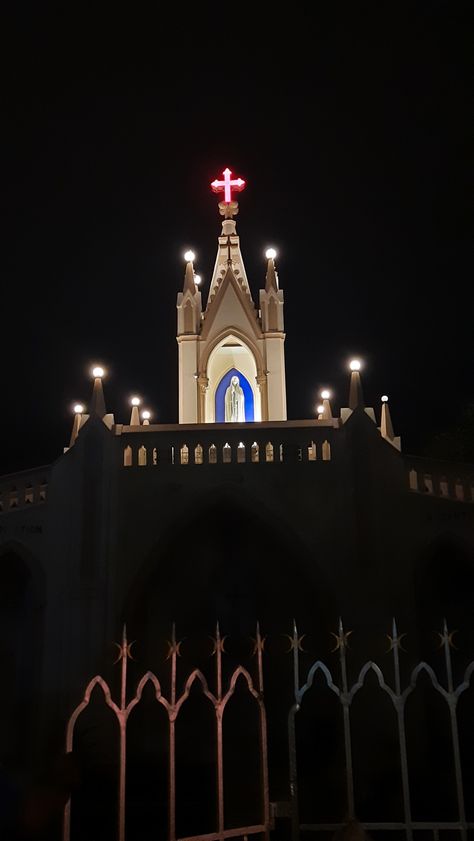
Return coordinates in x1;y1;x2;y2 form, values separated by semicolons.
201;330;265;422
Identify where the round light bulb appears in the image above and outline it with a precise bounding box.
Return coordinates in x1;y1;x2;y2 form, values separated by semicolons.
265;247;277;260
381;395;389;403
321;389;331;400
349;359;361;371
131;396;141;406
92;366;104;378
184;250;195;263
74;404;84;414
317;405;324;414
142;410;151;420
194;274;202;285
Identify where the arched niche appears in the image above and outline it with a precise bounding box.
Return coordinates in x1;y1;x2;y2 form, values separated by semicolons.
204;334;261;422
215;367;254;422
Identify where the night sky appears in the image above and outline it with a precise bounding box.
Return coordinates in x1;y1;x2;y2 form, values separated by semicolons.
1;4;470;476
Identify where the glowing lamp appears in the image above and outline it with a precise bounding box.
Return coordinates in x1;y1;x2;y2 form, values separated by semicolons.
349;359;361;372
131;396;141;406
184;250;195;263
265;248;277;260
194;274;202;286
92;366;104;378
142;410;151;420
381;395;389;403
317;405;324;415
74;404;84;414
321;389;331;400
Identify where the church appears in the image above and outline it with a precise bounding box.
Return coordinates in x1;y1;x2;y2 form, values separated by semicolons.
1;169;473;839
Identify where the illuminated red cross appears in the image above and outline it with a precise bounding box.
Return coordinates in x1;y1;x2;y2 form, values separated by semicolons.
211;167;246;203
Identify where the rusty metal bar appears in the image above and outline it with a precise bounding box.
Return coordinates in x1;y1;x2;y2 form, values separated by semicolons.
441;619;467;841
289;619;301;841
390;618;413;841
337;617;355;819
169;622;178;841
215;622;225;839
255;623;271;841
118;624;128;841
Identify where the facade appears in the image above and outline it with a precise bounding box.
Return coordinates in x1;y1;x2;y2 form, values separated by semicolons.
1;178;473;835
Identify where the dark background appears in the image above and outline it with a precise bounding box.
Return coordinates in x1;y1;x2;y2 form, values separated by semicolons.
1;3;471;475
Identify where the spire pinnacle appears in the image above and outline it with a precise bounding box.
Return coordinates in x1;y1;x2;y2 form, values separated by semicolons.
320;390;333;420
348;360;364;410
129;397;141;426
380;395;395;441
183;258;196;294
90;367;106;418
69;404;84;447
265;251;279;292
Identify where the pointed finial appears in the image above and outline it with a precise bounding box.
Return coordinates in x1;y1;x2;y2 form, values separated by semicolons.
348;359;364;409
320;389;333;420
380;395;395;441
316;404;324;420
69;403;84;447
183;251;197;294
265;248;279;292
129;396;141;425
141;410;151;426
90;366;107;418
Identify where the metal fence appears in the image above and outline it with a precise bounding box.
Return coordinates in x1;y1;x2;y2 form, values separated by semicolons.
63;620;473;841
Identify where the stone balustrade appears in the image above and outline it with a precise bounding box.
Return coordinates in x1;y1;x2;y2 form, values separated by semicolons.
405;455;474;504
0;466;50;513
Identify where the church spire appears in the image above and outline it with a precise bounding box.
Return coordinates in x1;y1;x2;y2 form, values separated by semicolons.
90;366;106;418
348;359;364;410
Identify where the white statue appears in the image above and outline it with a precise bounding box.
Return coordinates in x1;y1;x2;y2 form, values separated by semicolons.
224;375;245;422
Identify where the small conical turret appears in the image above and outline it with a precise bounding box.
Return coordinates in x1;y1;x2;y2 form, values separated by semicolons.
265;249;279;292
348;359;364;410
90;367;107;418
130;397;141;426
69;404;84;447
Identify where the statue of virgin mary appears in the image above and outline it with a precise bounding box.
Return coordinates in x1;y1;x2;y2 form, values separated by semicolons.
224;375;245;422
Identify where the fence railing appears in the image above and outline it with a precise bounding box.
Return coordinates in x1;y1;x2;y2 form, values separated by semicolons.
63;620;473;841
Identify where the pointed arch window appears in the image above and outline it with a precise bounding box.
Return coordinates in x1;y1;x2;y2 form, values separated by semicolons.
180;444;189;465
322;440;331;461
138;445;147;467
209;444;217;464
124;445;132;467
195;444;203;465
223;443;232;463
265;442;274;463
251;442;259;463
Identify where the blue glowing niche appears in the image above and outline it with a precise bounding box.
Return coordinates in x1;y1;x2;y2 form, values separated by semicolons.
215;368;254;422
